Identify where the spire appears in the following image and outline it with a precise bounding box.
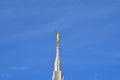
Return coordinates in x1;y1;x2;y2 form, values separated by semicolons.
55;32;61;71
52;32;64;80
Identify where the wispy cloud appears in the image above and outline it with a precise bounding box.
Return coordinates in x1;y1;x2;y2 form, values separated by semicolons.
0;74;12;78
0;26;51;44
9;66;26;70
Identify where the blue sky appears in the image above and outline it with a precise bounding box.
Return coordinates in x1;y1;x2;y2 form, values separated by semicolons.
0;0;120;80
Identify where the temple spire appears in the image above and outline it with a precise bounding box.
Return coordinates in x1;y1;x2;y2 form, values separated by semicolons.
55;32;61;71
52;31;64;80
